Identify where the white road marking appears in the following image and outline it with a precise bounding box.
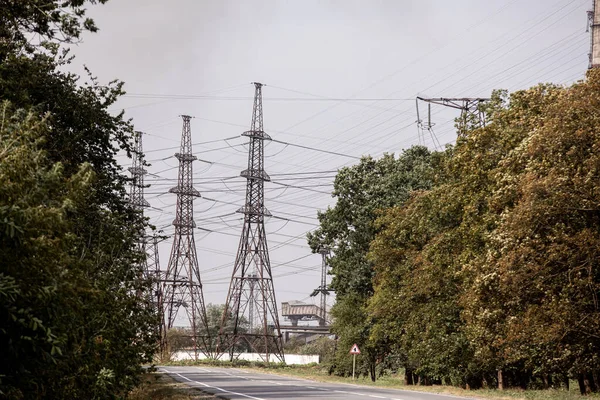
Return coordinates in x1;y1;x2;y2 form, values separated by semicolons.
162;367;470;400
332;390;368;396
170;372;267;400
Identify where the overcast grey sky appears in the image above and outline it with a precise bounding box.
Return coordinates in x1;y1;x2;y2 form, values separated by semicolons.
69;0;590;326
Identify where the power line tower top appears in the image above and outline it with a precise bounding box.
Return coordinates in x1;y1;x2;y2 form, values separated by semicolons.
588;0;600;69
169;115;200;227
128;131;150;210
240;82;272;185
416;97;489;138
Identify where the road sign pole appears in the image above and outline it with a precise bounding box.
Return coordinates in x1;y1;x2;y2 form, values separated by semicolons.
349;343;360;380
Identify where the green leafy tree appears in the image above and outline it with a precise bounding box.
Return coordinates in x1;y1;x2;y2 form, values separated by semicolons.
308;147;438;381
462;72;600;394
369;86;563;388
369;73;600;393
0;1;158;398
0;0;108;55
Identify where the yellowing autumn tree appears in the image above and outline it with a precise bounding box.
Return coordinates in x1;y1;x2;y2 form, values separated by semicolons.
368;71;600;394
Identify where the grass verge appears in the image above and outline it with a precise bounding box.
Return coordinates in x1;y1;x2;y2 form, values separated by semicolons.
161;360;600;400
128;372;216;400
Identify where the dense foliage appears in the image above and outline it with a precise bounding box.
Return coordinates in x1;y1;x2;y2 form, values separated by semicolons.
307;148;439;381
314;72;600;394
0;1;157;398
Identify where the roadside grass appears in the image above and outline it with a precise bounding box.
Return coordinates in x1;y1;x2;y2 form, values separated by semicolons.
161;359;600;400
128;372;216;400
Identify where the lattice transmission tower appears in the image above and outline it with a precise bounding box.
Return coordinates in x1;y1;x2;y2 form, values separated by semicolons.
311;248;331;326
129;131;151;213
217;82;285;363
147;234;167;352
128;132;168;352
162;115;212;359
128;131;150;289
416;97;489;139
588;0;600;69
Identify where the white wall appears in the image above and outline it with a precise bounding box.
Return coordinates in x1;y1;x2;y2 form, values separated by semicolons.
172;351;319;365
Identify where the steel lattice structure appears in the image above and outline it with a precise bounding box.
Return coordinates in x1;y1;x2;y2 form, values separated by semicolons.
128;131;150;293
416;97;489;138
217;82;285;363
162;115;212;360
128;132;168;353
311;248;331;326
588;0;600;69
129;131;151;212
146;234;167;353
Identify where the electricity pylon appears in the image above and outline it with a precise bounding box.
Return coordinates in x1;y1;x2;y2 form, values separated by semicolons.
416;97;489;138
128;132;169;355
162;115;212;360
128;131;150;296
147;234;167;354
217;82;285;363
311;247;331;326
588;0;600;69
129;131;151;212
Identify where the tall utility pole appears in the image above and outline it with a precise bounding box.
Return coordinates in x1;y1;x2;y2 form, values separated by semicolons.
416;97;489;138
163;115;212;360
588;0;600;69
311;248;331;326
217;83;285;363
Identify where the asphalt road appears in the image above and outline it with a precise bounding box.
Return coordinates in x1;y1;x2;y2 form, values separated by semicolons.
160;366;477;400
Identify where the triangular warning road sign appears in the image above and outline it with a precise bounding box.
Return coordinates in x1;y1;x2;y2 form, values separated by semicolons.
349;343;361;354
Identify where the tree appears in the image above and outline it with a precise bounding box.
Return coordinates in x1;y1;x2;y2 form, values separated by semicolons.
463;72;600;394
308;147;439;381
1;1;158;398
0;0;108;56
369;72;600;393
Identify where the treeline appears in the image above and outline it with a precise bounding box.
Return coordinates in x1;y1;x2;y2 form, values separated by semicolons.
0;1;157;399
309;72;600;394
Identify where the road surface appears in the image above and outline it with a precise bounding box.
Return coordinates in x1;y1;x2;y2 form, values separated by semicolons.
160;366;477;400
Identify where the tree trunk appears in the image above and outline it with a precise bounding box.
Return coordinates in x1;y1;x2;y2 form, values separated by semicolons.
585;374;595;394
578;374;590;395
370;362;376;382
498;369;504;390
404;368;414;385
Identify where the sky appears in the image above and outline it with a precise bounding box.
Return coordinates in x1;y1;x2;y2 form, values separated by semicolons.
67;0;591;326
